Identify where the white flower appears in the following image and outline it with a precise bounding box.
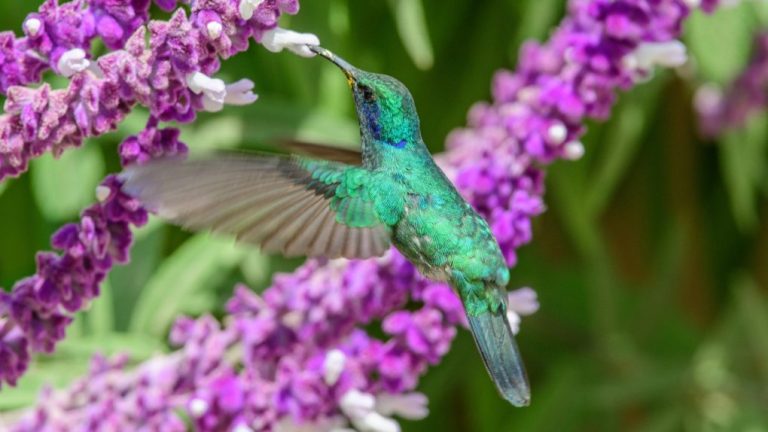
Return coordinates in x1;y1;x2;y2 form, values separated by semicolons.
375;392;429;420
623;41;687;72
57;48;90;77
281;310;303;329
546;122;568;145
506;287;539;334
23;18;42;37
694;84;723;116
232;424;254;432
188;398;209;417
224;79;259;106
354;413;400;432
186;72;258;112
274;416;348;432
239;0;264;20
507;312;523;335
95;185;111;203
563;141;585;160
323;349;347;386
261;27;321;58
340;390;401;432
206;21;223;40
340;390;375;420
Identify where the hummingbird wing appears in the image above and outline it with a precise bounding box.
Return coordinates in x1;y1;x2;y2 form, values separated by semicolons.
272;138;363;165
120;154;391;259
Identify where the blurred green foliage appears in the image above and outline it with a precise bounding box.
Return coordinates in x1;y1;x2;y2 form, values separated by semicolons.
1;1;768;430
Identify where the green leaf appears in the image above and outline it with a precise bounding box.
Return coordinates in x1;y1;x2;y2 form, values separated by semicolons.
733;275;768;383
328;0;351;36
239;100;360;148
295;110;359;148
686;6;756;84
511;0;562;60
0;360;90;410
30;144;105;221
585;99;650;218
387;0;434;70
240;249;272;289
55;332;165;358
129;234;246;337
83;278;115;336
0;182;7;198
505;362;583;432
720;115;767;231
0;333;163;410
109;218;164;330
180;115;245;152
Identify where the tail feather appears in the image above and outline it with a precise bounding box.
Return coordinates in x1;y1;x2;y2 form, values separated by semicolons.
467;308;530;407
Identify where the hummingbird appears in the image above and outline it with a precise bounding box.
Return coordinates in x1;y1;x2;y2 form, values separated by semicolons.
120;46;530;406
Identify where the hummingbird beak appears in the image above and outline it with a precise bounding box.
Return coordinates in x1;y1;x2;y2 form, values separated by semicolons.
308;45;357;85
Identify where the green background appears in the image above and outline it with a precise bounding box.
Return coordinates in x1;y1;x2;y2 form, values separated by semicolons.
1;1;768;430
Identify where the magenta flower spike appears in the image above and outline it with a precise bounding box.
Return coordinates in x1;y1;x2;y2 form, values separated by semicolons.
1;0;722;430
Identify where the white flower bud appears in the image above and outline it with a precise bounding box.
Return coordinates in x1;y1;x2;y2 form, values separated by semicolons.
24;18;42;37
506;287;539;335
323;349;347;386
187;73;258;112
563;141;585;160
261;27;320;57
95;185;111;203
546;123;568;145
232;424;254;432
356;412;400;432
623;41;687;72
189;398;209;417
694;84;723;116
186;72;226;112
224;79;259;106
239;0;264;20
57;48;90;77
507;310;522;335
206;21;223;40
340;390;375;420
507;287;540;316
375;392;429;420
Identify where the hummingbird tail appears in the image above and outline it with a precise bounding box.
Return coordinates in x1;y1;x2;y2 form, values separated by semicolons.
466;307;530;407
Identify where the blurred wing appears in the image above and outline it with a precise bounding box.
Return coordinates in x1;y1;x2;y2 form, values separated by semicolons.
120;154;391;259
274;138;363;165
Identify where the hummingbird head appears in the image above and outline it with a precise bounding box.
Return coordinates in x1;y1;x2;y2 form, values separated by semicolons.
310;46;421;149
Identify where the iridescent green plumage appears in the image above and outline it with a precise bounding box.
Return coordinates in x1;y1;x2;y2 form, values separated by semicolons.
120;46;530;406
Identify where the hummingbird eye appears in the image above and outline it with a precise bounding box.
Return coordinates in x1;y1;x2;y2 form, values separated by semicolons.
358;84;375;101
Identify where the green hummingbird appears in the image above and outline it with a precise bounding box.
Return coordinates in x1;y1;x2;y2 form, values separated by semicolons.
121;46;530;406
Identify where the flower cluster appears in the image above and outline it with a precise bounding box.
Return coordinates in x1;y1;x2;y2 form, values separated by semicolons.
443;0;693;265
695;31;768;136
11;254;538;431
0;0;312;180
0;0;179;92
4;0;713;430
1;0;306;388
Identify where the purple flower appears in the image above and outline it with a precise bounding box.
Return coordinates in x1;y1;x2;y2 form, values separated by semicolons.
11;258;461;430
89;0;151;49
119;118;188;166
695;31;768;137
4;0;718;429
0;0;193;93
0;0;304;384
0;173;154;386
0;0;292;182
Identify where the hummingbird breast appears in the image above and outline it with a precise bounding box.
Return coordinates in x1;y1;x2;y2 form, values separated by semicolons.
390;185;507;285
368;146;507;286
